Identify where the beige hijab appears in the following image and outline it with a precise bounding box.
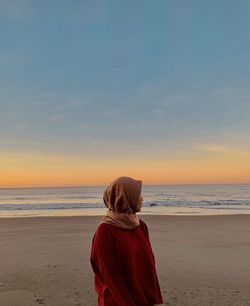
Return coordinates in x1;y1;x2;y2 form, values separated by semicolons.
100;177;142;230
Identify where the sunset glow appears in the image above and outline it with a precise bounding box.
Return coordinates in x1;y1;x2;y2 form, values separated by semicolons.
1;147;250;187
1;2;250;187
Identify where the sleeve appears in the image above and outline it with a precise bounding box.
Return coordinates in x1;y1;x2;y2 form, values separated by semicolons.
91;226;137;306
140;220;164;305
140;219;150;240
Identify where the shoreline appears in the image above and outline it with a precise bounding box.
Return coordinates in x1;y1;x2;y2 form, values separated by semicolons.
1;214;250;222
0;206;250;218
1;212;250;220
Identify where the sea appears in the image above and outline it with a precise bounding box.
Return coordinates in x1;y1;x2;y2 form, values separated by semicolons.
0;184;250;217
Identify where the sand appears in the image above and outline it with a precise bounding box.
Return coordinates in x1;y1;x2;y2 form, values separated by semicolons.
0;215;250;306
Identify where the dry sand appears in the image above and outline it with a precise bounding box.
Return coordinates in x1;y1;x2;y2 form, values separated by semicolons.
0;215;250;306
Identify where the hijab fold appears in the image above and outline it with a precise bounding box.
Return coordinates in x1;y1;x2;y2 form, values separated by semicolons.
100;177;142;230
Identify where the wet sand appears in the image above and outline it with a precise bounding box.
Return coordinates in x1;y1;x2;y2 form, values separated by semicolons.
0;215;250;305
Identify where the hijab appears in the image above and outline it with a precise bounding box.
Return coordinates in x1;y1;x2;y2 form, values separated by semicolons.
100;176;142;230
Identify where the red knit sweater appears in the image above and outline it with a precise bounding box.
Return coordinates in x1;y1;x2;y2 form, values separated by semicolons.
90;219;163;306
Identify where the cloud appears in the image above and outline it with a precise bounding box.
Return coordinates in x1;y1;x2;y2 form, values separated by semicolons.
1;76;250;159
197;144;250;155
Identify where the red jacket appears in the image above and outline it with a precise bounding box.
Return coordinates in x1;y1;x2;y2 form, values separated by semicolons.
90;219;163;306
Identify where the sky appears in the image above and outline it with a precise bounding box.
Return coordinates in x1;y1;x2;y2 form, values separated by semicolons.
1;0;250;187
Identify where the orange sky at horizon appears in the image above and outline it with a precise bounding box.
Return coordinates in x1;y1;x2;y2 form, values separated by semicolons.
1;149;250;188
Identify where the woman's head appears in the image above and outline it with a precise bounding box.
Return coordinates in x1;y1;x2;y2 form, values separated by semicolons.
103;176;143;214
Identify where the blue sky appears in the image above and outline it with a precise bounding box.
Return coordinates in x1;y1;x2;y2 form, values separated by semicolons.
1;1;250;165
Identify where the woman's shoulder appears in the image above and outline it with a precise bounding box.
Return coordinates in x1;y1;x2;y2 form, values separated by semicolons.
92;219;150;245
94;222;121;238
92;223;114;244
95;222;111;234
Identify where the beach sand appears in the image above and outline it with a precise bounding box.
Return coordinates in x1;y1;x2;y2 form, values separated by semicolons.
0;215;250;306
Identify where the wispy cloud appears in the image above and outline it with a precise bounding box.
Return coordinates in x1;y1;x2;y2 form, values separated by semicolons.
197;144;250;155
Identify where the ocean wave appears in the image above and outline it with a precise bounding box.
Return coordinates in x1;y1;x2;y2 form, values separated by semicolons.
0;195;98;201
59;195;98;199
155;193;178;197
0;203;104;210
1;199;250;211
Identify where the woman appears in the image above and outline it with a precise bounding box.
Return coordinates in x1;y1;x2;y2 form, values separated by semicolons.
90;176;163;306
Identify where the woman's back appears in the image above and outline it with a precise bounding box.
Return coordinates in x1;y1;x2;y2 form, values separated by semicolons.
90;219;163;306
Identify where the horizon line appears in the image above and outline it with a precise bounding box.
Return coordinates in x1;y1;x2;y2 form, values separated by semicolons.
1;182;250;190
